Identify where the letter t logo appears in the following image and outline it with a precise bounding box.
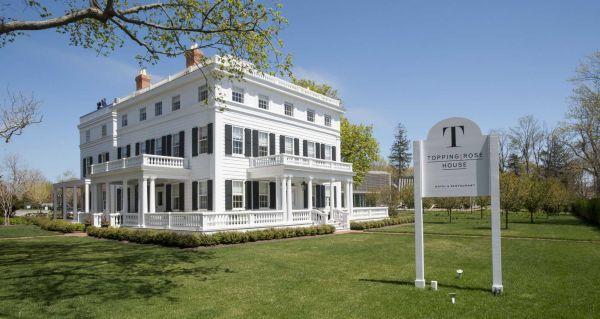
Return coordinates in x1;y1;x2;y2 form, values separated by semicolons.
442;126;465;147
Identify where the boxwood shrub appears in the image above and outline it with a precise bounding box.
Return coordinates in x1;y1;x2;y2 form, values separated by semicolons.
571;198;600;225
350;215;415;230
86;224;336;248
25;216;85;233
0;216;33;225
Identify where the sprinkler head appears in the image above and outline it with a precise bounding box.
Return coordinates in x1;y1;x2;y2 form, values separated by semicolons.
449;292;457;304
456;269;463;279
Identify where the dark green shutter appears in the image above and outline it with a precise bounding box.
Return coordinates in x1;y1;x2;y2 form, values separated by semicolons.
244;128;252;157
269;182;276;209
252;181;259;209
332;146;337;161
252;130;259;157
294;138;299;155
269;133;275;155
207;180;213;210
280;135;285;154
192;127;198;156
179;131;185;158
165;184;171;211
245;181;252;209
225;124;232;155
207;123;213;154
225;180;232;210
302;140;308;157
178;183;184;210
192;181;198;210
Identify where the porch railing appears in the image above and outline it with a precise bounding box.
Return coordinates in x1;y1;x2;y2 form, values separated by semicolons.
350;207;389;221
90;154;187;174
249;154;352;172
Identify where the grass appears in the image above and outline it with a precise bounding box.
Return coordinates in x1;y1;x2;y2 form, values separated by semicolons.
0;215;599;318
380;210;600;241
0;225;59;238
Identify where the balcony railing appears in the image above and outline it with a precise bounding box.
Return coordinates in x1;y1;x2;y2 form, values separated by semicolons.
249;154;353;172
90;154;187;174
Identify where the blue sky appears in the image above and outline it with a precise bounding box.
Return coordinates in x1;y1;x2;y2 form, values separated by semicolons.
1;0;599;181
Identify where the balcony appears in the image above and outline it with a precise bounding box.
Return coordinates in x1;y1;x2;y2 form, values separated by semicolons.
249;154;353;173
91;154;188;175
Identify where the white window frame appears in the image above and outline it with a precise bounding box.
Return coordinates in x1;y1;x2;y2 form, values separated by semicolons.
101;124;107;137
172;135;180;157
259;181;269;208
232;87;244;103
284;102;294;116
172;95;181;111
324;114;331;127
284;136;294;155
139;107;147;121
121;114;128;127
325;145;332;161
307;141;316;158
232;181;244;209
306;109;315;122
198;180;208;210
258;131;269;157
172;185;180;211
156;138;163;156
155;101;163;116
85;130;91;143
199;126;209;154
258;95;269;110
198;85;208;103
232;126;244;155
140;142;147;155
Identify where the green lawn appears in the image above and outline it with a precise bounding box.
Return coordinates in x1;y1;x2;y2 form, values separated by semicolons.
0;225;59;238
0;217;599;318
377;211;600;241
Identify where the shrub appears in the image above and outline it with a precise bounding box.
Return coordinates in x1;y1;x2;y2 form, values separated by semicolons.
571;198;600;225
0;216;33;225
85;224;336;248
25;216;85;233
350;215;414;230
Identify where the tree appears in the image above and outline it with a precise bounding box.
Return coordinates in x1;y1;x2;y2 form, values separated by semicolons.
24;170;51;212
0;155;28;225
388;123;411;180
434;197;468;224
500;172;523;229
290;78;339;99
0;89;42;143
509;115;544;175
491;129;510;172
340;118;380;186
540;127;573;180
0;1;292;78
474;196;490;219
565;51;600;196
521;175;545;223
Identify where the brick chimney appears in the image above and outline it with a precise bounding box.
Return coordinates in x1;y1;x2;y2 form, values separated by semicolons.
185;43;203;68
135;69;151;91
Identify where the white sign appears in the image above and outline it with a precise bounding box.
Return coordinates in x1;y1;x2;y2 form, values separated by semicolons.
413;117;503;294
422;117;490;197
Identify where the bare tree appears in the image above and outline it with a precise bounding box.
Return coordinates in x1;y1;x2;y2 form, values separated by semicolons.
565;51;600;196
0;155;28;225
509;115;544;175
491;129;510;172
0;89;42;143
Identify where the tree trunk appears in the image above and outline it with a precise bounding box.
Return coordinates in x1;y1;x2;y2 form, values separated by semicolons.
3;212;9;226
449;209;452;224
480;206;483;219
505;210;509;229
530;211;534;223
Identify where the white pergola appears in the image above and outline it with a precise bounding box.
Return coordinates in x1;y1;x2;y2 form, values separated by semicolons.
51;179;90;222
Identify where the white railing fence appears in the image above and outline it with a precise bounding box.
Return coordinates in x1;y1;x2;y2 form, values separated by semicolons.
350;207;389;221
249;154;352;172
91;154;187;174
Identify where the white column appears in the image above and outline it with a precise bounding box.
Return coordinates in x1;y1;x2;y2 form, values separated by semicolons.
122;179;128;214
275;177;281;210
62;186;67;219
489;134;503;294
329;179;335;212
413;140;426;289
286;175;293;221
281;176;287;213
84;181;90;213
90;184;96;213
105;182;111;214
72;186;78;214
140;177;148;227
307;177;313;211
149;177;156;213
184;179;192;212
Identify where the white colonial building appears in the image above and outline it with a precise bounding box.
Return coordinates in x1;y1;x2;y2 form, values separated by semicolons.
52;47;388;232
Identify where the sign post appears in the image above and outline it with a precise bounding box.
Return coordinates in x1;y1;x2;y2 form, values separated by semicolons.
413;117;503;294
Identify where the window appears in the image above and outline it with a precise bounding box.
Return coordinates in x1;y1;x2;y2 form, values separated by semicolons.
324;114;331;127
157;191;163;206
85;130;90;143
140;141;147;154
173;186;180;210
232;126;243;155
85;159;91;175
156;138;163;155
198;180;208;209
307;141;316;158
101;124;107;137
232;87;244;103
259;181;269;208
232;181;244;209
325;187;331;207
172;136;180;157
325;145;332;160
199;126;208;153
198;85;208;103
284;136;294;155
155;102;162;116
307;109;315;122
172;95;180;111
139;107;147;121
284;102;294;116
258;95;269;110
258;132;269;156
121;115;128;127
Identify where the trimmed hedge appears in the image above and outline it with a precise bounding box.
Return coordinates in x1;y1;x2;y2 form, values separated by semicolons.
571;198;600;225
86;224;336;248
350;215;415;230
27;217;85;233
0;216;33;225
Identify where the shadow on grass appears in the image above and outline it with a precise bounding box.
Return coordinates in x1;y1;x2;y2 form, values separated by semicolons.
0;238;228;317
359;278;489;293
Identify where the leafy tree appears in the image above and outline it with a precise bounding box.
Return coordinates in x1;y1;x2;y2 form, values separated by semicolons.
500;172;523;229
521;175;545;223
24;170;51;212
398;185;414;209
540;178;570;216
340;118;380;185
0;1;292;78
0;155;28;225
434;197;468;224
388;123;411;180
290;78;339;99
475;196;490;219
